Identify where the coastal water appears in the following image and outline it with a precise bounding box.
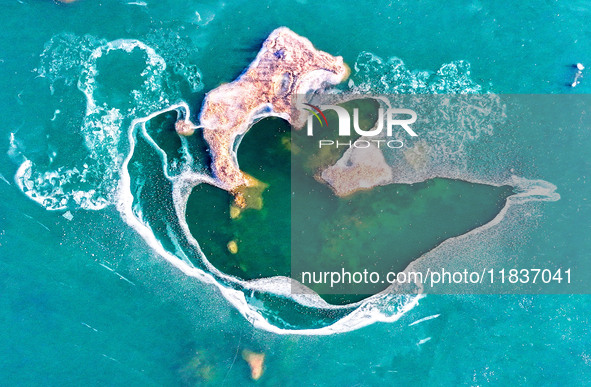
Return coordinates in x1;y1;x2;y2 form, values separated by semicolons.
1;0;591;384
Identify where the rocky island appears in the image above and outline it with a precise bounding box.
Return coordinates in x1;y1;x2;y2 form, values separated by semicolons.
320;143;394;197
184;27;349;206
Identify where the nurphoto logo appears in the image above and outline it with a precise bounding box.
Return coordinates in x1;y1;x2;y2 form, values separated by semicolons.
304;103;418;149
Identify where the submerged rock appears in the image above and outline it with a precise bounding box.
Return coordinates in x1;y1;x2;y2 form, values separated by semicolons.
241;349;265;380
178;351;216;384
227;240;238;254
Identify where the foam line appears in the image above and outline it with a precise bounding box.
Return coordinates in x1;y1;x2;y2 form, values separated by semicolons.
409;314;441;326
117;102;422;335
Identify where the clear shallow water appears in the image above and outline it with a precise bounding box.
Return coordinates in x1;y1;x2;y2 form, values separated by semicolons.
1;0;591;384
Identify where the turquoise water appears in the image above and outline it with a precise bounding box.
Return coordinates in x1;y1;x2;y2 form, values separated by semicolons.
1;0;591;385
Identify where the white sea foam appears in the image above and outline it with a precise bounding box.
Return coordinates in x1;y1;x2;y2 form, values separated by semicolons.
409;314;441;326
417;337;432;345
16;35;183;211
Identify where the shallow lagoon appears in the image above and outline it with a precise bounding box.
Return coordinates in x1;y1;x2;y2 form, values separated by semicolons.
185;117;512;299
